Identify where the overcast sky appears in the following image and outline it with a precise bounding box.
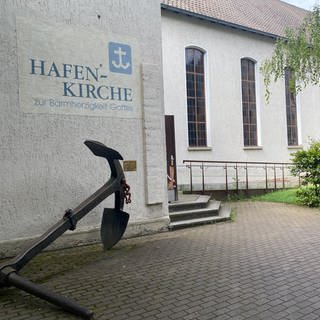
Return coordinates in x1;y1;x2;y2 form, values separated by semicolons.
282;0;318;10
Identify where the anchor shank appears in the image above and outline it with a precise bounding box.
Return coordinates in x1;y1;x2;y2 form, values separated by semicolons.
5;177;121;272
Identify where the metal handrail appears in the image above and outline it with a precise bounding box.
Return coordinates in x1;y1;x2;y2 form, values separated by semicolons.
183;159;292;165
182;159;296;194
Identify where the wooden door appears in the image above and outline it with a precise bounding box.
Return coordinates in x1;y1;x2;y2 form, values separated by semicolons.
165;115;177;201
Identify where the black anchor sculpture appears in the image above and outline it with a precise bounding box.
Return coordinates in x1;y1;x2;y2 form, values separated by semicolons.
0;140;131;319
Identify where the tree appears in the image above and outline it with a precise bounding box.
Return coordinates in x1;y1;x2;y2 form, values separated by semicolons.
261;6;320;101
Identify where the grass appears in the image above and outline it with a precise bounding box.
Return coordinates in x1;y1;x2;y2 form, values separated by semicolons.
250;188;298;205
230;210;237;222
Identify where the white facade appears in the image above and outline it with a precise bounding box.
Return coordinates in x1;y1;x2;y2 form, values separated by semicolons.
0;0;168;257
162;11;320;188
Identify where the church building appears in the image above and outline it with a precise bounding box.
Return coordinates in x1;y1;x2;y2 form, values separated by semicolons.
161;0;319;190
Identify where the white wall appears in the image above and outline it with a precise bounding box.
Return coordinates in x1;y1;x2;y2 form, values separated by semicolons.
0;0;168;257
162;12;320;186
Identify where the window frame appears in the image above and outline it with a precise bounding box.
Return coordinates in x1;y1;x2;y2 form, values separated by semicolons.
285;68;299;146
185;47;208;148
241;58;259;147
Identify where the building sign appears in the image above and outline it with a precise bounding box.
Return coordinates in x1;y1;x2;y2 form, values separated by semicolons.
16;17;141;118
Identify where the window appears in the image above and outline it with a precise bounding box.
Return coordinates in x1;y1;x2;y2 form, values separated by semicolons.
185;48;207;147
285;69;298;146
241;58;257;146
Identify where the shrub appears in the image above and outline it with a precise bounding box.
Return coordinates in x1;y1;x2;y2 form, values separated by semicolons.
296;186;320;207
291;140;320;207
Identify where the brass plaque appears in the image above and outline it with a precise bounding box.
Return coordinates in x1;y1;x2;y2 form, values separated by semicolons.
123;160;137;171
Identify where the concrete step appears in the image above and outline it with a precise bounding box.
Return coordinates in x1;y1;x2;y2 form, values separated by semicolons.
218;203;232;220
169;194;211;212
169;200;220;222
169;202;231;230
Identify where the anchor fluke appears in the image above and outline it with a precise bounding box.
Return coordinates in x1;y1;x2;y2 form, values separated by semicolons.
101;208;129;250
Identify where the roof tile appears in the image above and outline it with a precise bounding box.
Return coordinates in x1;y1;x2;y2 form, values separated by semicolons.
161;0;309;37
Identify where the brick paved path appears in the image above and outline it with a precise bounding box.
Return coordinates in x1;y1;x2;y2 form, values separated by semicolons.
2;202;320;319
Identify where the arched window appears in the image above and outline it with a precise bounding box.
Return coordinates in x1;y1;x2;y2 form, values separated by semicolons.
241;58;257;146
185;47;207;147
285;69;298;146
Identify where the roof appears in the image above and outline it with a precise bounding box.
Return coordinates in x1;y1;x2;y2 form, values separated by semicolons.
161;0;309;39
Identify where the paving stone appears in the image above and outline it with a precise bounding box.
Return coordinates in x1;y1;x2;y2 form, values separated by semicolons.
2;202;320;319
